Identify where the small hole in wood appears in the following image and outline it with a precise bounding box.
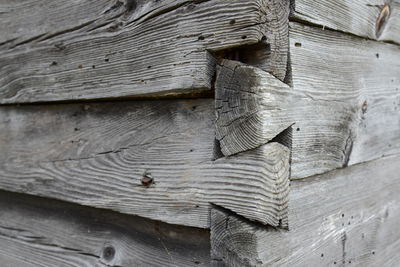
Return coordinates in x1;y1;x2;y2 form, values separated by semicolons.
241;35;247;39
78;65;83;69
50;61;57;66
372;251;375;255
296;127;300;131
74;128;79;131
229;19;236;25
334;262;337;265
104;58;109;62
147;66;152;69
92;65;96;69
198;36;205;41
321;253;324;257
376;53;379;58
294;42;302;47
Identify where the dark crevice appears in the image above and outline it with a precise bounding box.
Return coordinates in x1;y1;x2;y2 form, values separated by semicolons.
213;139;224;161
211;42;271;69
9;34;46;49
270;126;293;152
283;50;293;87
211;204;285;232
37;20;97;43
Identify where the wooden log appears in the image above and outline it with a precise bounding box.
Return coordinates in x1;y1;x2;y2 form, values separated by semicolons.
292;0;400;44
0;190;210;267
211;154;400;266
289;22;400;178
213;34;400;179
0;0;289;103
0;99;290;228
215;59;294;156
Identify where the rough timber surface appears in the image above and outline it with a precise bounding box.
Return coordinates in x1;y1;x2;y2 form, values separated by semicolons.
210;154;400;266
0;99;290;228
289;22;400;179
0;190;211;267
292;0;400;44
215;59;294;156
0;0;289;103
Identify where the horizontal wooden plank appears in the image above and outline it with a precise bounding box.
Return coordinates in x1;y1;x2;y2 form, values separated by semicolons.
211;154;400;266
215;59;294;156
289;22;400;178
0;190;210;267
0;0;289;103
292;0;400;44
0;99;290;228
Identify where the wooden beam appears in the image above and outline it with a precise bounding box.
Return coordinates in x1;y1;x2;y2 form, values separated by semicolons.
292;0;400;44
0;0;289;103
215;59;294;156
0;190;210;267
211;154;400;266
0;99;290;228
289;22;400;178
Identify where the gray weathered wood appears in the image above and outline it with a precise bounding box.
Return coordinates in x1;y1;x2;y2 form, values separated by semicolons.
0;0;289;103
214;33;400;179
0;99;290;228
289;22;400;178
0;190;211;267
215;59;294;156
211;154;400;266
292;0;400;44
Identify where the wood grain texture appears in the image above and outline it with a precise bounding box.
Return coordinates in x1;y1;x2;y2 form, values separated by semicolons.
0;0;289;103
0;190;211;267
292;0;400;44
210;154;400;266
215;59;294;156
289;22;400;178
0;99;290;228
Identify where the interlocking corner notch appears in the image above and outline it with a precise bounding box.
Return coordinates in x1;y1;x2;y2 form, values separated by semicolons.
215;59;294;157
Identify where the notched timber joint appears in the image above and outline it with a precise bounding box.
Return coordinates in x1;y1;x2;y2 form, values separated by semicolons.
210;206;286;267
215;59;294;157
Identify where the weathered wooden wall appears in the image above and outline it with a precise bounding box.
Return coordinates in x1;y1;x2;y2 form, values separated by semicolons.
0;0;399;266
0;190;211;267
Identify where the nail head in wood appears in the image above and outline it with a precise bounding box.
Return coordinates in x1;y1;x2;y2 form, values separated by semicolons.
141;174;153;187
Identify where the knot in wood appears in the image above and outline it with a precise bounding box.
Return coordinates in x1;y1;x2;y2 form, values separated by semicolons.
376;4;391;38
102;245;115;261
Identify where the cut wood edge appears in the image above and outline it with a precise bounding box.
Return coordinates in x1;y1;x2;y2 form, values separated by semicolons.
215;59;294;157
212;154;400;266
213;142;291;228
0;99;290;228
0;0;290;104
210;206;280;267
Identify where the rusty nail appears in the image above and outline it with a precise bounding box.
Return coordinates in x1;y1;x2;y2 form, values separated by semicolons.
376;4;391;38
141;174;153;187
